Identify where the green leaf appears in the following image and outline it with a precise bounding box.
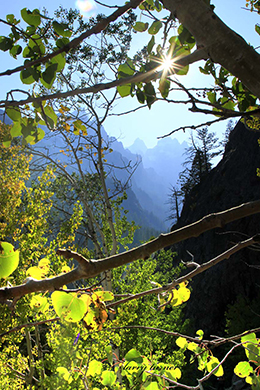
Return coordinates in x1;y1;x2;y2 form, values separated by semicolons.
147;36;155;54
176;337;188;349
20;66;40;84
6;14;15;24
241;332;257;344
101;370;117;387
206;357;224;377
199;66;210;75
105;345;113;365
55;37;70;49
144;382;160;390
148;21;162;35
95;291;114;301
234;361;253;378
207;91;217;104
0;242;19;278
154;0;162;11
9;45;22;59
2;132;12;147
41;63;58;88
42;105;58;127
34;127;45;143
30;295;49;312
86;360;103;377
176;64;189;76
196;330;204;340
221;97;235;111
241;332;260;362
178;25;195;45
136;88;145;104
118;59;135;78
165;367;182;381
52;21;72;37
117;84;132;97
28;35;45;56
26;26;36;36
56;367;72;383
0;36;13;52
159;78;170;98
125;349;143;364
10;122;22;137
144;82;156;108
52;291;87;322
51;53;66;72
6;107;21;122
21;8;41;27
255;24;260;36
133;22;149;32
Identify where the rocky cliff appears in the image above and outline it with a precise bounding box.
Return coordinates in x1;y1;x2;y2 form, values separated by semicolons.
172;121;260;336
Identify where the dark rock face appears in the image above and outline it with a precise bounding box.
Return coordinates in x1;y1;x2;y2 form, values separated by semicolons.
172;121;260;336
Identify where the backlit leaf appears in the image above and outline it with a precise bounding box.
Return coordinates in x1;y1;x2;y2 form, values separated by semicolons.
133;22;149;32
176;337;188;349
117;84;132;97
86;360;103;377
52;291;87;322
95;291;114;301
6;108;21;122
234;361;253;378
101;370;117;387
41;63;58;88
53;21;72;37
118;59;135;78
148;21;162;35
147;35;155;54
21;8;41;27
125;349;143;364
206;357;224;377
51;53;66;72
0;242;19;278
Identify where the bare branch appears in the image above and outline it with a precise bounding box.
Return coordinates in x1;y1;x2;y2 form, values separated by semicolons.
108;235;259;308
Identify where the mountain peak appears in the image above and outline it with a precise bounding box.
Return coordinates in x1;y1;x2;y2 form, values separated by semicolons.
127;138;147;156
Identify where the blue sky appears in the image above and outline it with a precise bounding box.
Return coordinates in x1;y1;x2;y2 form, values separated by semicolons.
0;0;259;147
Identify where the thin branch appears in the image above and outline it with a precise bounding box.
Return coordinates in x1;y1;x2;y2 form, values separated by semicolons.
108;235;259;308
99;324;201;344
0;317;60;339
159;117;233;138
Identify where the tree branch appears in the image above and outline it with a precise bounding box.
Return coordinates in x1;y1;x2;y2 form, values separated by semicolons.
0;200;260;303
107;235;259;308
162;0;260;99
0;49;207;109
0;0;144;78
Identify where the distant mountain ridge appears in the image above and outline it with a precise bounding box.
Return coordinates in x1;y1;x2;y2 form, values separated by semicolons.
126;136;188;224
0;109;187;231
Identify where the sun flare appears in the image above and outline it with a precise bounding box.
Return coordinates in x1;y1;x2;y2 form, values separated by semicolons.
158;54;175;72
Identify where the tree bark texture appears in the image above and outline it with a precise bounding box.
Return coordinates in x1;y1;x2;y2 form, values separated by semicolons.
163;0;260;99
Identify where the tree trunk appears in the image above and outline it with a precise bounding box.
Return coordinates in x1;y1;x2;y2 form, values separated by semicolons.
162;0;260;99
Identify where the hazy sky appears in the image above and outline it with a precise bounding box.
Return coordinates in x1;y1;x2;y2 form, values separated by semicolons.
0;0;259;147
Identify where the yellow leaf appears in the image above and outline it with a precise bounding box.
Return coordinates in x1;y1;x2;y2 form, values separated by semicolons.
26;266;43;280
